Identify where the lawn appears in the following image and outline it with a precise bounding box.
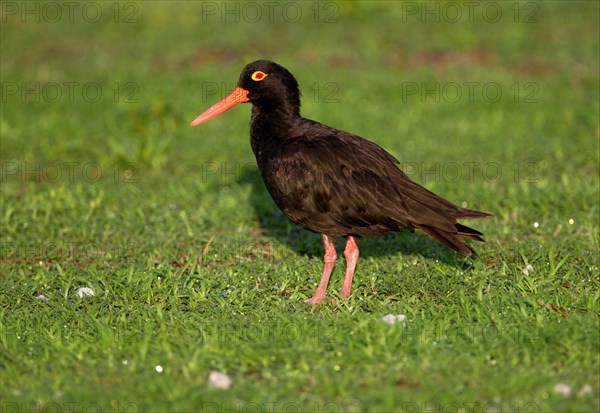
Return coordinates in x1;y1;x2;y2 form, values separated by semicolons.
1;1;598;412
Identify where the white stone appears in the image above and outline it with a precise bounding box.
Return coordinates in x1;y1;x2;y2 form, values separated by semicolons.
75;287;95;298
522;264;533;275
208;371;232;390
381;314;406;325
552;383;571;396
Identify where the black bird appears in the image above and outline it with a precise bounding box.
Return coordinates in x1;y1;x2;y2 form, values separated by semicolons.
191;60;492;304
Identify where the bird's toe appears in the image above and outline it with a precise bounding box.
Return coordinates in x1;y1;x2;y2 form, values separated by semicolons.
304;295;326;305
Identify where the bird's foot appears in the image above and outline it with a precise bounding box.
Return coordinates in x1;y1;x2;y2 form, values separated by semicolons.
304;295;326;304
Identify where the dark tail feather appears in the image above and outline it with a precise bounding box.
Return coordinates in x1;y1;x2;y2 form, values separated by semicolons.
455;223;486;242
415;222;488;257
452;208;494;220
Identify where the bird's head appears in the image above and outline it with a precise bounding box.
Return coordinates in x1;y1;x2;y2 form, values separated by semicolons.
191;60;300;127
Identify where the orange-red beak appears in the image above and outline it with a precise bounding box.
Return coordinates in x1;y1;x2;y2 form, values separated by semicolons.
190;86;250;127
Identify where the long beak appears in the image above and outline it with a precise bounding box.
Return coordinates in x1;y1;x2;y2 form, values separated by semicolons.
190;86;250;127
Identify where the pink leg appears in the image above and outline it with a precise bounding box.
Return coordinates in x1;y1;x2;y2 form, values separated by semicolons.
340;236;359;297
304;234;337;304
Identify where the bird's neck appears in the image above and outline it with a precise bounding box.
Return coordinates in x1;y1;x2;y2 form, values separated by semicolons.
250;102;301;139
249;103;302;165
252;95;300;119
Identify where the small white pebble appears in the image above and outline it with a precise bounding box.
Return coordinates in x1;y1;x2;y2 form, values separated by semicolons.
208;371;232;390
568;218;574;225
75;287;95;298
37;294;47;302
522;264;533;275
578;384;592;396
533;222;539;228
381;314;406;325
155;365;163;373
552;383;571;396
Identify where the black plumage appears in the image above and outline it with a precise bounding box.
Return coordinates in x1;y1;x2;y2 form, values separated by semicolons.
191;60;493;303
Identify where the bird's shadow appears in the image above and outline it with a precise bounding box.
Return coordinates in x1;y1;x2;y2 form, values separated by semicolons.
240;168;475;271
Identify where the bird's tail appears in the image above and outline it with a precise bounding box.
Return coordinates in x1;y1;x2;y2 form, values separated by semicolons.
414;220;490;257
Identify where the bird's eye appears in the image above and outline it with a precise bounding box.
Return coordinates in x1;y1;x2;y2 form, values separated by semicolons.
251;71;268;81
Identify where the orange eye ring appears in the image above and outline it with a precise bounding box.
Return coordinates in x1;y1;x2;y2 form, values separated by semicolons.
251;71;268;81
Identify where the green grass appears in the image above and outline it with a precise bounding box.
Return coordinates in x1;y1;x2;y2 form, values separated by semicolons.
1;1;598;412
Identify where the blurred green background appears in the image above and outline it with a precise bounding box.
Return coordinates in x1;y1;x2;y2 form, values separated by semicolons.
1;1;598;412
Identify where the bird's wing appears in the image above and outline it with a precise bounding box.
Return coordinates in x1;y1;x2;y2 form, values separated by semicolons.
263;132;474;235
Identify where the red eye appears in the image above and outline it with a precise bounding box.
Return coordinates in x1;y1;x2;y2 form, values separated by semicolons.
251;71;268;81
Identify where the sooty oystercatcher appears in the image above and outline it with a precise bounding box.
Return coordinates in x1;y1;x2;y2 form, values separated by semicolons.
191;60;493;304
